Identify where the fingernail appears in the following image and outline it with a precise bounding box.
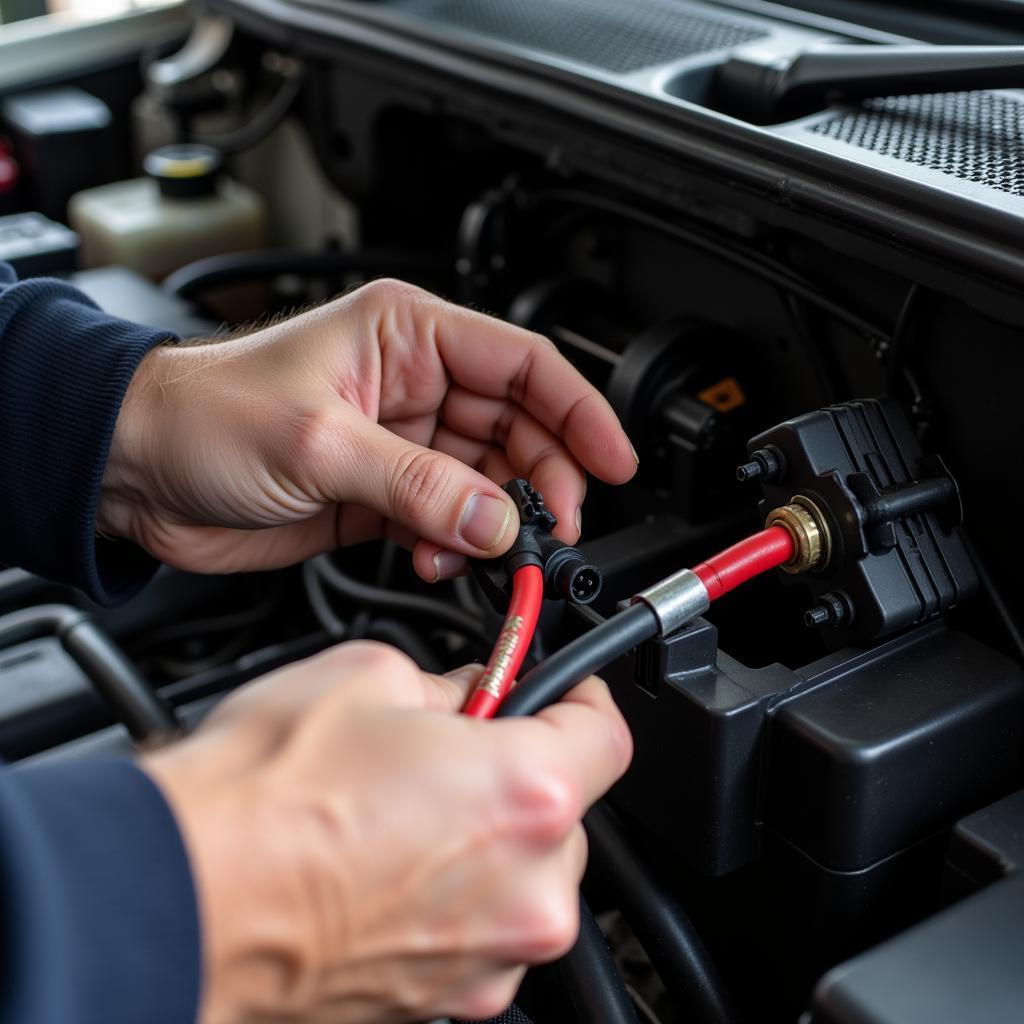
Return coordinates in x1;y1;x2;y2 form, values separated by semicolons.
575;506;582;535
458;492;512;551
445;662;484;681
433;550;468;581
630;444;640;466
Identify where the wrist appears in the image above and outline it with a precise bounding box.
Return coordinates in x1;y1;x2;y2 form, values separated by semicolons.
141;746;295;1024
97;343;170;542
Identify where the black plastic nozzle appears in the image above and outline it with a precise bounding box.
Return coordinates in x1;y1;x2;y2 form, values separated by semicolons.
471;480;603;612
736;446;783;484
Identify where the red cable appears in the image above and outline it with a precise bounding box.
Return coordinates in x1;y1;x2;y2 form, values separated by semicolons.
467;527;792;717
463;565;545;719
692;526;794;602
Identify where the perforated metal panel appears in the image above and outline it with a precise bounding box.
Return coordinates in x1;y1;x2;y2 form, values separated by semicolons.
399;0;767;74
809;92;1024;197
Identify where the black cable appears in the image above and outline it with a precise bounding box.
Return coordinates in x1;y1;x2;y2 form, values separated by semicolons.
964;536;1024;665
190;63;308;156
559;895;640;1024
496;602;658;719
0;605;179;742
494;603;657;1023
314;554;490;648
351;541;398;640
162;248;447;301
585;803;736;1024
365;618;444;674
151;627;261;680
130;596;278;651
886;281;935;438
781;291;842;402
569;603;607;629
528;189;890;346
456;1006;536;1024
887;281;921;392
302;560;346;640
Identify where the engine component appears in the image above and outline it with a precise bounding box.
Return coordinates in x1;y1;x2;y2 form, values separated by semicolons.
509;277;753;522
812;786;1024;1024
743;396;976;649
0;638;107;761
0;605;180;744
0;212;78;277
1;87;116;220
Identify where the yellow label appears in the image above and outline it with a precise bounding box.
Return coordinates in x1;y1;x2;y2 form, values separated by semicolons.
698;376;746;413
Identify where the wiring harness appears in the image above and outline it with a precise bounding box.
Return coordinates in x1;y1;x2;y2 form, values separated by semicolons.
467;517;806;1024
473;522;797;719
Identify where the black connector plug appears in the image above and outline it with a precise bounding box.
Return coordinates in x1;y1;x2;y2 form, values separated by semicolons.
471;480;603;612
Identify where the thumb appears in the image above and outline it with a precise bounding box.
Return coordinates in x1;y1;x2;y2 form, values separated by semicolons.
336;412;519;557
422;663;486;712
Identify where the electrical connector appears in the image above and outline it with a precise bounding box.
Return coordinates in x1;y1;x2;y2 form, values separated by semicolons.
471;480;603;612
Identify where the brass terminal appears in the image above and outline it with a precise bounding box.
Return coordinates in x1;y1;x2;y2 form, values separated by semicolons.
766;496;831;574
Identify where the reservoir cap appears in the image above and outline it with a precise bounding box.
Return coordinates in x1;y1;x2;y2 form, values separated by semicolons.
144;144;223;199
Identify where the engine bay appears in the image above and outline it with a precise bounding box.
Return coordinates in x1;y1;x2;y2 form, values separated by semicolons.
3;0;1024;1021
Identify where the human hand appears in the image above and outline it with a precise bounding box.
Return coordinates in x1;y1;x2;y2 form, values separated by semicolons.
100;279;637;580
143;641;632;1024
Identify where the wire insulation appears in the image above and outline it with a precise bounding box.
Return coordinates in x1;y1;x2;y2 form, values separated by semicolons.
692;526;794;602
163;248;446;300
586;802;737;1024
463;565;544;718
314;555;489;647
498;601;660;719
558;896;641;1024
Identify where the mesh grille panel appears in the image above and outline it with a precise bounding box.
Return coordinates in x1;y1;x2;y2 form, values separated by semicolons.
401;0;767;73
808;92;1024;197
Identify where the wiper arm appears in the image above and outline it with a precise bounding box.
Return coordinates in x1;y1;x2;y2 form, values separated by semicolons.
717;42;1024;123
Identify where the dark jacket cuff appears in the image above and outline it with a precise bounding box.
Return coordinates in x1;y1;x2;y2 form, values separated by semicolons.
0;271;171;605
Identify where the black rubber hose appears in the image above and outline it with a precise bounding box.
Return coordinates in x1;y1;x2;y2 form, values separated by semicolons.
314;555;490;649
0;605;180;742
456;1007;536;1024
302;560;346;640
162;248;447;300
495;603;657;1024
585;802;737;1024
190;64;308;156
559;895;640;1024
365;618;444;674
496;602;658;719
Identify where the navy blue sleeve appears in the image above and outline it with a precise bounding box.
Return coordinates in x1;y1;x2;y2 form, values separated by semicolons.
0;268;201;1021
0;262;172;605
0;759;201;1024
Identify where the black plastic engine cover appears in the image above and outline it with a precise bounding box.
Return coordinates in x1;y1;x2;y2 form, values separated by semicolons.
611;620;1024;878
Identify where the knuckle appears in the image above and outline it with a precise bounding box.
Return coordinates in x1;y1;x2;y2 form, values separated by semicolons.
607;709;635;777
456;977;521;1021
507;763;581;843
356;277;424;309
282;406;344;478
343;639;418;677
525;895;579;962
390;448;454;524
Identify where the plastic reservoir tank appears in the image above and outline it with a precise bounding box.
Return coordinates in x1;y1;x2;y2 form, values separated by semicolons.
69;144;265;281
